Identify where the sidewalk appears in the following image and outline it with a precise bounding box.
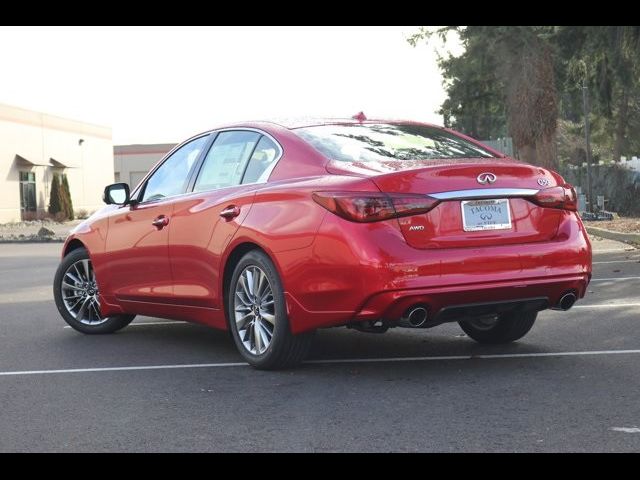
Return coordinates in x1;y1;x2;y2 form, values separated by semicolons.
589;234;637;252
585;227;640;248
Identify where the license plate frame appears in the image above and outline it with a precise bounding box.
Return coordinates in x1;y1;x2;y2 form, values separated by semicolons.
461;198;512;232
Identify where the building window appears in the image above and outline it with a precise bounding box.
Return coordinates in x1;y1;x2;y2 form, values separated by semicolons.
19;171;37;218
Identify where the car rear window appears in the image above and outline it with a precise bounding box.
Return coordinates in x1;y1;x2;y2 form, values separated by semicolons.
294;123;496;162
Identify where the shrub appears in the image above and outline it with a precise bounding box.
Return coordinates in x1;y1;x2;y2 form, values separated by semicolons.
75;209;89;219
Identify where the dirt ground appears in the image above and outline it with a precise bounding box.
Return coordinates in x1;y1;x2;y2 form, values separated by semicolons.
583;217;640;234
0;220;82;241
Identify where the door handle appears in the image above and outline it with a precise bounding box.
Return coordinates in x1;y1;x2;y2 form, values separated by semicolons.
219;205;241;220
152;215;170;229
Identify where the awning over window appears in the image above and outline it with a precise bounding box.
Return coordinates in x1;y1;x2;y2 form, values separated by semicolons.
49;157;79;168
15;154;49;167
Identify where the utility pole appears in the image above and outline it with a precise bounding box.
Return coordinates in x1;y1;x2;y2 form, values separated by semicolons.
582;78;594;213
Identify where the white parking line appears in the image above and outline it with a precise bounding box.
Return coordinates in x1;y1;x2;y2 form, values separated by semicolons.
590;276;640;282
307;349;640;364
611;427;640;433
3;349;640;376
593;260;640;264
572;303;640;309
0;362;246;376
63;321;185;329
593;248;637;253
61;303;640;330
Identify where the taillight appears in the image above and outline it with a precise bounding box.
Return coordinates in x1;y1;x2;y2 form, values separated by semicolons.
312;192;440;223
532;185;577;211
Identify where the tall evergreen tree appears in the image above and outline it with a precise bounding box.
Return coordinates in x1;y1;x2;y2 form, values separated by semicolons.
48;173;62;216
61;174;74;220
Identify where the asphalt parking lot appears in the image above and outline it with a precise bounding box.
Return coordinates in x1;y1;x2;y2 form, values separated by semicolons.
1;239;639;452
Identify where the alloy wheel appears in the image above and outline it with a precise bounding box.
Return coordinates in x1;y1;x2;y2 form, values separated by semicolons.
60;258;105;325
233;265;276;355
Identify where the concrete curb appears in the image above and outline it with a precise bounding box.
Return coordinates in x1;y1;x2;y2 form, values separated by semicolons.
586;226;640;248
0;237;65;244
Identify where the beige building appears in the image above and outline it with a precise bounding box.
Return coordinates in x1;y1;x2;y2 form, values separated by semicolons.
0;103;115;223
113;143;175;190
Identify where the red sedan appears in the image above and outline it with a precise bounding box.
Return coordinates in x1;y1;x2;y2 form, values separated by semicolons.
53;118;592;369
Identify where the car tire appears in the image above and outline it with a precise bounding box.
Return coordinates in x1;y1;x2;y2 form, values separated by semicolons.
458;311;537;344
227;250;314;370
54;247;135;334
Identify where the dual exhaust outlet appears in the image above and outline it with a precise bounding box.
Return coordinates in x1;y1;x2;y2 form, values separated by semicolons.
399;292;577;328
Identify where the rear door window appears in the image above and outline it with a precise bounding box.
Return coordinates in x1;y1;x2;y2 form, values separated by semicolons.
241;136;280;184
193;131;260;192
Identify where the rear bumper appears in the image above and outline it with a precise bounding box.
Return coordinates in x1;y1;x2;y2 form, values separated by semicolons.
353;273;589;323
285;273;589;332
281;211;591;334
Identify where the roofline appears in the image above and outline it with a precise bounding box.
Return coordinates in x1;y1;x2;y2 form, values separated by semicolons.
285;118;444;130
0;102;112;138
114;143;177;155
187;118;445;132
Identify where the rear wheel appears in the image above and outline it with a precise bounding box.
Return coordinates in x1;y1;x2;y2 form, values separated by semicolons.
458;311;537;344
53;248;135;334
227;250;314;370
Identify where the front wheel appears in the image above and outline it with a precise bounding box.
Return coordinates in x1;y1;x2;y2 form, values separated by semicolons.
458;311;537;344
53;247;135;334
227;250;314;370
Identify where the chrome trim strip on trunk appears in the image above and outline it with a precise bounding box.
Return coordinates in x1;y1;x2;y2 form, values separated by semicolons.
430;188;539;200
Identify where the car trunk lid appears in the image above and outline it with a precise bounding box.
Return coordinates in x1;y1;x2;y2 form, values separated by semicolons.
326;159;564;249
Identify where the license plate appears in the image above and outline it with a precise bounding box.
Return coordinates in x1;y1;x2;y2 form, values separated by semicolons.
461;199;512;232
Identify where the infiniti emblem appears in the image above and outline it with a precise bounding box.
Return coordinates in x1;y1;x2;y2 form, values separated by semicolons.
537;178;550;187
477;172;497;185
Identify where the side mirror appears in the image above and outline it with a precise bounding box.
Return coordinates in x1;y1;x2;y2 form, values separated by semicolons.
103;183;131;205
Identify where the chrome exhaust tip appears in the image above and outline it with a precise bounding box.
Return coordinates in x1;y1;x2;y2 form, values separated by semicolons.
555;292;577;311
399;306;428;328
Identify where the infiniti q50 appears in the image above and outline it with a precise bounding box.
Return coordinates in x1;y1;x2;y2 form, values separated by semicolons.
53;119;592;369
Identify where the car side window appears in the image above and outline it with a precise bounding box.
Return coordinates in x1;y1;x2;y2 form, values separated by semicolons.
241;136;280;184
193;131;261;193
142;135;209;202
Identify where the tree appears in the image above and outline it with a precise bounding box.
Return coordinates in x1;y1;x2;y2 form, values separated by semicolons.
58;175;69;220
410;26;560;169
48;173;62;217
412;26;640;169
60;174;74;220
559;26;640;162
409;28;507;140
